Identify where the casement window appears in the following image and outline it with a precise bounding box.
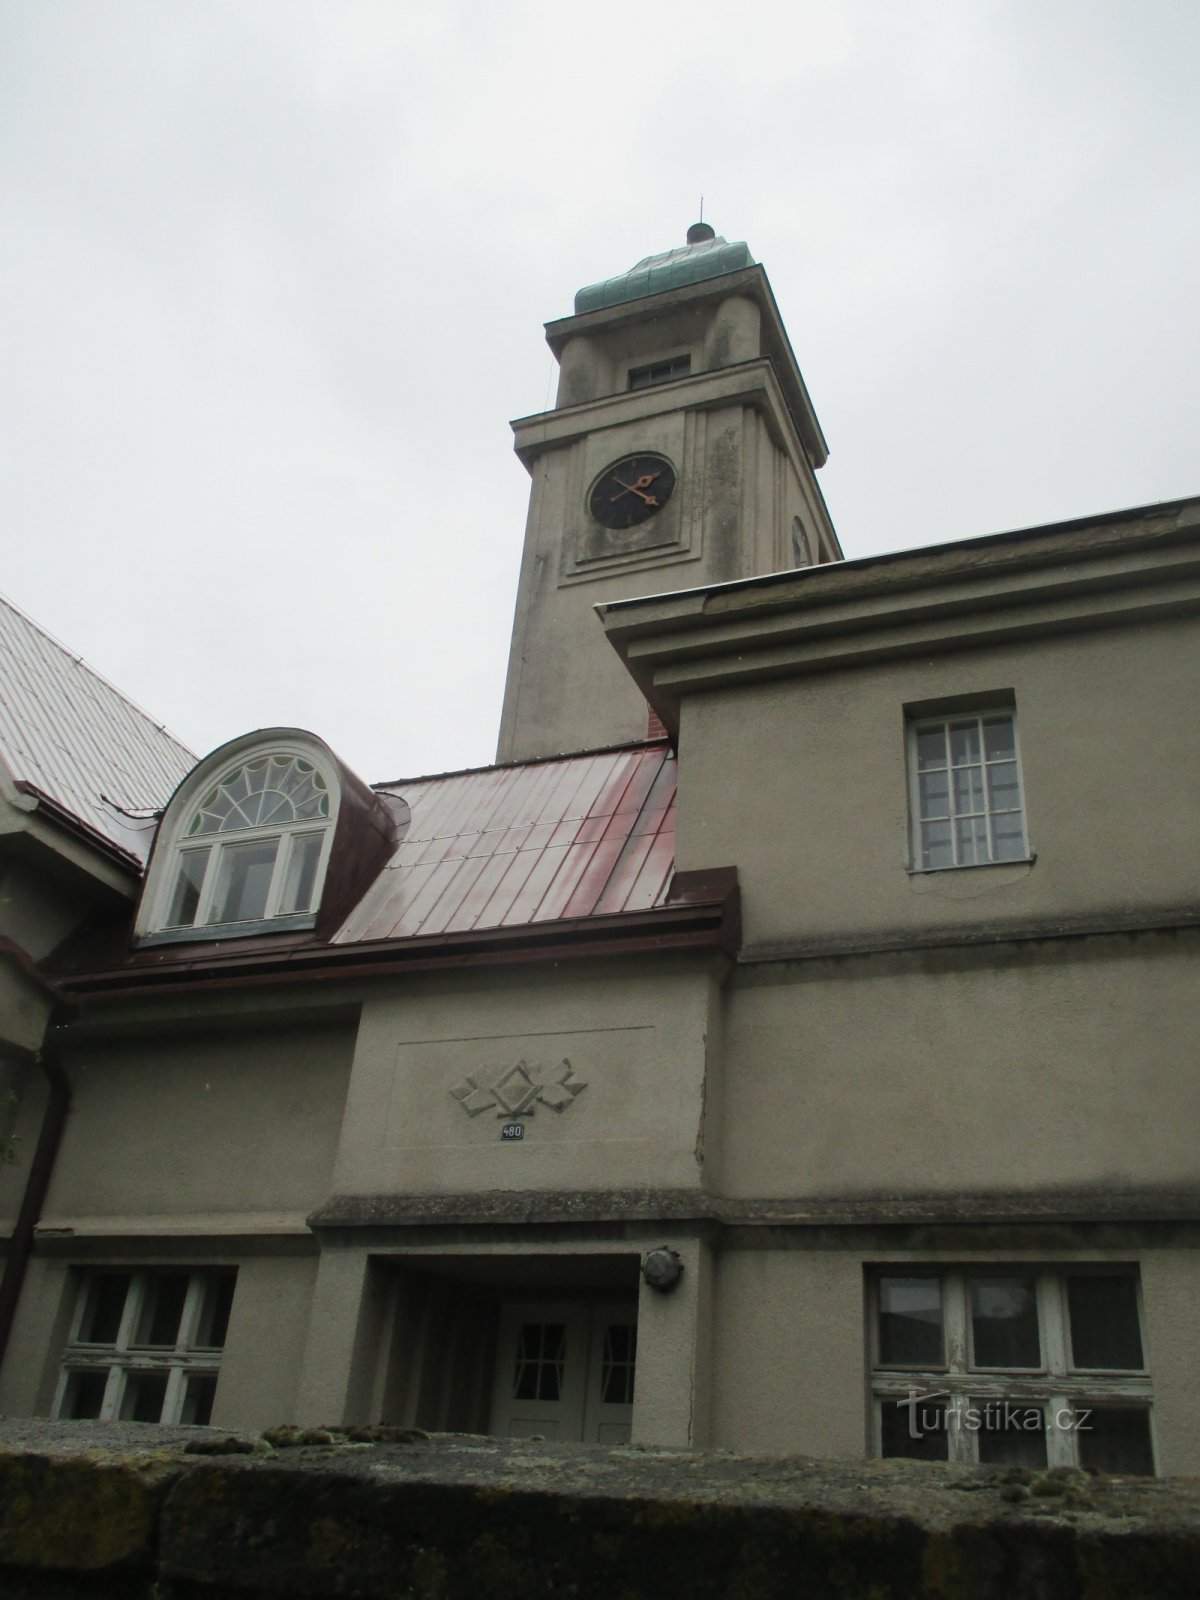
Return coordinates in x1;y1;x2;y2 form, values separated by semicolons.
909;710;1028;870
870;1268;1155;1474
55;1269;236;1426
143;746;339;940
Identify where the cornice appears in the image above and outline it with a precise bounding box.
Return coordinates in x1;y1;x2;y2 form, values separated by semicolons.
540;262;828;467
599;505;1200;731
736;907;1200;968
307;1186;1200;1233
510;357;804;468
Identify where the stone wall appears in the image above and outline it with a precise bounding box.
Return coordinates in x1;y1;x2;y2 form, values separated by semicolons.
1;1421;1197;1599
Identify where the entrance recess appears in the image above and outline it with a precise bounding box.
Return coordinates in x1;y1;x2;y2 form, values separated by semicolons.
490;1302;637;1443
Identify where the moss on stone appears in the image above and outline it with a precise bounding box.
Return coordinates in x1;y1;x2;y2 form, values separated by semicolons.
0;1449;170;1571
5;1427;1200;1598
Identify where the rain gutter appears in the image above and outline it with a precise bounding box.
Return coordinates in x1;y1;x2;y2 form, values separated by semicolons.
56;870;741;1005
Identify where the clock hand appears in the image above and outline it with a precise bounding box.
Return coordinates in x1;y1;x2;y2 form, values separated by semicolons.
610;472;663;505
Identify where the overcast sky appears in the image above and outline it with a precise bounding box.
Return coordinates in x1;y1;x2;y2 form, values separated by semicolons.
2;1;1196;786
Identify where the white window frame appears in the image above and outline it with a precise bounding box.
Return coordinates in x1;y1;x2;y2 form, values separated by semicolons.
869;1267;1155;1472
137;736;340;944
907;707;1030;872
54;1267;236;1426
169;821;328;929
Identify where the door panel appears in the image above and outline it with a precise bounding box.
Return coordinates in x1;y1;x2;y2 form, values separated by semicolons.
583;1312;637;1444
490;1301;637;1443
490;1305;589;1440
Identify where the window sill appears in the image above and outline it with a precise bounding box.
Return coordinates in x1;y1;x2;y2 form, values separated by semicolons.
907;854;1036;877
135;913;317;948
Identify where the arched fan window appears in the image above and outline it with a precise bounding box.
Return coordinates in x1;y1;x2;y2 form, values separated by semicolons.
159;751;337;932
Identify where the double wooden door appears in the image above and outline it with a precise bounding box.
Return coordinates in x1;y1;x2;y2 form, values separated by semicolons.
489;1301;637;1444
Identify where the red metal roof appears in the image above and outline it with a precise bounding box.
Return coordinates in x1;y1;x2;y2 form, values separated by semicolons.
334;744;676;944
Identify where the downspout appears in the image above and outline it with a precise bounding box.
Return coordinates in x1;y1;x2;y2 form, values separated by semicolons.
0;939;73;1376
0;1037;70;1375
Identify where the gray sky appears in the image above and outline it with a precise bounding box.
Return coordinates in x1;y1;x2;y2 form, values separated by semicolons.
2;1;1196;786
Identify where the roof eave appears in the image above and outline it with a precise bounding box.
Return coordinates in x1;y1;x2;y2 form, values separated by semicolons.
9;782;145;879
54;872;740;1004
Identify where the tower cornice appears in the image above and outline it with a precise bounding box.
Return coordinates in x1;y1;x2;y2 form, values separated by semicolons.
544;263;828;469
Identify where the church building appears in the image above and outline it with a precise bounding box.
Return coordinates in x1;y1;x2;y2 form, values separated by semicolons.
1;226;1198;1476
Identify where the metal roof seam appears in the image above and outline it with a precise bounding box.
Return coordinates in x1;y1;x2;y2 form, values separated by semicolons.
0;594;194;861
326;746;677;945
535;751;646;921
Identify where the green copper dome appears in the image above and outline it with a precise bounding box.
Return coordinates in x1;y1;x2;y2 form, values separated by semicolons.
574;225;755;315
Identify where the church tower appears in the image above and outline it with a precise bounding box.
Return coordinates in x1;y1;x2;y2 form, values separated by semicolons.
496;224;841;763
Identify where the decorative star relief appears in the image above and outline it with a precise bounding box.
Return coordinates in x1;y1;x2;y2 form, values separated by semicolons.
450;1058;586;1119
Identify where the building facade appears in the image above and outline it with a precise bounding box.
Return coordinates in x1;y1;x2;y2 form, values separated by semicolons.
1;228;1197;1476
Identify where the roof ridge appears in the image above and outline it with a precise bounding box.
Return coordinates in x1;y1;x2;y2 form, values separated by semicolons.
372;737;672;792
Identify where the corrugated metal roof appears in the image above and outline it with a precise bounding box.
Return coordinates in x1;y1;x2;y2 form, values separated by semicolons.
0;592;196;864
334;745;676;944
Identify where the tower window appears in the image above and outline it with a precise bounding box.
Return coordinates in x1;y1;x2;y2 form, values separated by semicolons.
628;355;691;390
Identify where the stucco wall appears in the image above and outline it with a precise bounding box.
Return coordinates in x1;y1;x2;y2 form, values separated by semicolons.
709;1247;866;1457
42;1021;354;1225
211;1254;319;1431
1139;1247;1200;1476
676;614;1200;945
329;961;716;1199
712;936;1196;1200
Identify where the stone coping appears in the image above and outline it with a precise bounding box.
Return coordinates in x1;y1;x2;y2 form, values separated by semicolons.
2;1420;1199;1598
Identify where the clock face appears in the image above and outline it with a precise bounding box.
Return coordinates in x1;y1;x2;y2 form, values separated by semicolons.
588;454;676;530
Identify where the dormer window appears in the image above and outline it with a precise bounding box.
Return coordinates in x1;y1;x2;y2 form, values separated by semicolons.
138;736;343;943
167;754;331;928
